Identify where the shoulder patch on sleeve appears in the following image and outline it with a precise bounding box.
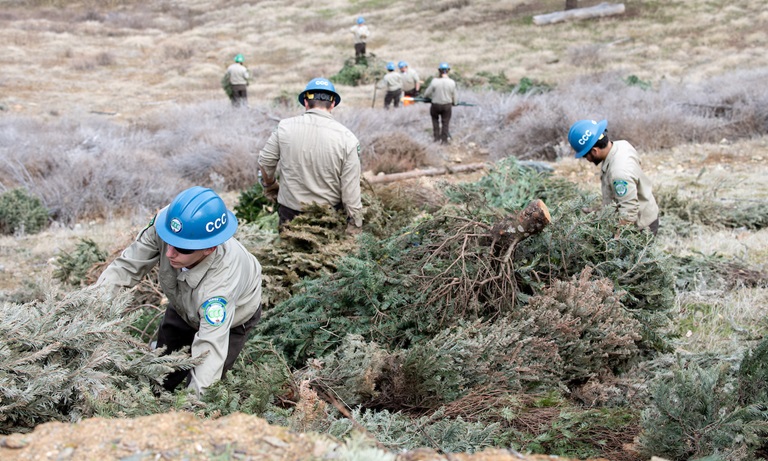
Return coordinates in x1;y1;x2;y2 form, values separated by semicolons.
357;144;361;156
613;179;629;197
202;297;228;326
145;213;157;230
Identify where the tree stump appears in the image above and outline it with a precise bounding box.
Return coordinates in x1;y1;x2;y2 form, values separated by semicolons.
490;199;551;249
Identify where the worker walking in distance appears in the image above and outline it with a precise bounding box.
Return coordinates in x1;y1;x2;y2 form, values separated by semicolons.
350;16;370;64
423;62;458;144
257;78;363;235
96;186;263;395
568;119;660;234
222;53;250;107
398;61;420;98
378;62;403;109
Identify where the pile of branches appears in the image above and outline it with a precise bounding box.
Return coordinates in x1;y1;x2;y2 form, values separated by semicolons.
0;288;199;434
657;186;768;231
255;158;676;368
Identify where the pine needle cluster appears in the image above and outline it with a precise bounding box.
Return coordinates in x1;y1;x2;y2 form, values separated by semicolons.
0;288;200;434
657;186;768;231
639;350;768;461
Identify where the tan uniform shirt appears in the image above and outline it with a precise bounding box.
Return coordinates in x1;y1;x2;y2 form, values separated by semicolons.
423;76;458;105
350;24;370;44
378;72;403;91
225;63;250;86
400;69;420;93
600;140;659;230
97;218;262;394
258;109;363;227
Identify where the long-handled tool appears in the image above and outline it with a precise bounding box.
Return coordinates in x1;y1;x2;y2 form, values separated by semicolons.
401;96;476;106
371;79;379;108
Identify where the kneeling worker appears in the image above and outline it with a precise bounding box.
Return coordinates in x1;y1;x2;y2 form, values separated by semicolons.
97;186;263;395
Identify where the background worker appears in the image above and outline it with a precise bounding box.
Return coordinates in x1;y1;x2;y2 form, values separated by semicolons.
350;16;370;64
568;119;660;234
257;78;363;235
398;61;420;98
423;62;458;144
378;62;403;109
96;186;263;395
222;53;250;107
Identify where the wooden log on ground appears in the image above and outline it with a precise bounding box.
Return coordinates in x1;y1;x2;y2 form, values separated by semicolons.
490;199;552;248
533;2;625;25
365;162;488;184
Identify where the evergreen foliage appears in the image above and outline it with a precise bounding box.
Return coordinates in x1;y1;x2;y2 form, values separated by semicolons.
233;182;278;228
53;238;107;286
0;288;200;434
256;158;675;370
328;407;502;454
657;186;768;230
330;56;386;86
639;357;768;461
672;252;767;292
0;188;49;235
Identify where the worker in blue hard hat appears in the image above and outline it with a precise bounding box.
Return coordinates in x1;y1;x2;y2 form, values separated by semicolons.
377;61;403;109
398;61;420;98
350;16;370;64
257;78;364;235
96;186;263;395
568;119;659;234
423;62;458;144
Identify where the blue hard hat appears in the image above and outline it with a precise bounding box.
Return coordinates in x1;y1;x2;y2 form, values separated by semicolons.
156;186;238;250
568;119;608;158
398;61;408;69
438;62;450;71
298;77;341;106
386;62;395;71
234;54;244;63
357;16;365;24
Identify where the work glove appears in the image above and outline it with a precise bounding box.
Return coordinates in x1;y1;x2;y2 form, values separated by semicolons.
345;223;363;236
263;181;279;203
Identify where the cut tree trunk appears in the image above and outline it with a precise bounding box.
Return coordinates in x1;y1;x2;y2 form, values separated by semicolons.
365;163;487;184
490;199;552;248
533;2;625;25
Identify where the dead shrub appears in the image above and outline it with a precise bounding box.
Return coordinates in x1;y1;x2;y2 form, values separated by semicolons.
164;44;194;60
364;132;428;174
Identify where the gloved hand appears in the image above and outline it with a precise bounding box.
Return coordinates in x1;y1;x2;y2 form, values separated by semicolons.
263;181;279;203
345;223;362;236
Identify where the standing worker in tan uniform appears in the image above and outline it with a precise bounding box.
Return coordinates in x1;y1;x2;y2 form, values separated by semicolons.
568;119;660;234
257;78;363;235
378;62;403;109
398;61;420;98
222;53;250;107
96;186;263;395
423;62;458;144
350;16;370;64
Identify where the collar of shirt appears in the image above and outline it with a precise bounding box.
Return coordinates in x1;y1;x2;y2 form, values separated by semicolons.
177;249;217;289
600;142;620;174
305;108;334;119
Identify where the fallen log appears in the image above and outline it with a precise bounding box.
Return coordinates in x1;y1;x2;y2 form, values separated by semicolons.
533;2;625;25
364;162;488;184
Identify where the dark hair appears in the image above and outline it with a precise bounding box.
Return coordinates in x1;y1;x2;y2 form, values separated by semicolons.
593;130;610;149
307;99;334;109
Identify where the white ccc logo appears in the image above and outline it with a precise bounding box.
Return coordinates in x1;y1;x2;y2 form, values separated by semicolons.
577;129;594;146
206;213;227;233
